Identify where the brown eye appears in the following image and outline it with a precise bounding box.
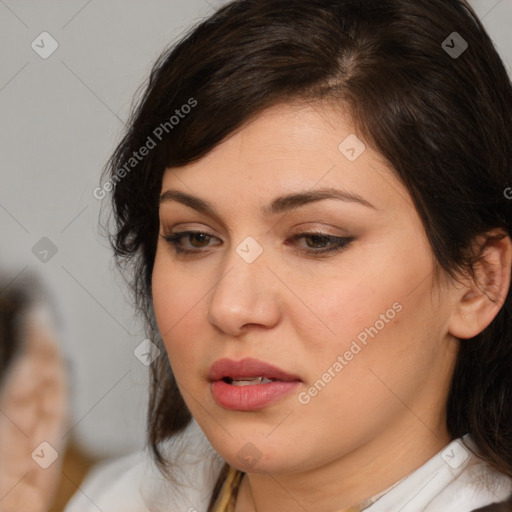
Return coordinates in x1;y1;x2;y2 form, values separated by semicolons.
303;234;332;248
288;232;354;256
189;232;212;247
161;230;220;254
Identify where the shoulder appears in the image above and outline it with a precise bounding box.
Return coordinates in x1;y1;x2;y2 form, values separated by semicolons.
424;437;512;512
368;436;512;512
64;450;151;512
64;420;225;512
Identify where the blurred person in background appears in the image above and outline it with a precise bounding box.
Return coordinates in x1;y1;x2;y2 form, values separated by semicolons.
0;273;68;512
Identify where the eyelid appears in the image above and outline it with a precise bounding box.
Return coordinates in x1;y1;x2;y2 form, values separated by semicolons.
158;211;226;237
161;220;349;240
161;228;353;257
161;220;219;234
288;223;349;237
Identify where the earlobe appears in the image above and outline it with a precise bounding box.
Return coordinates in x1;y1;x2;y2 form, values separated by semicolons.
448;231;512;340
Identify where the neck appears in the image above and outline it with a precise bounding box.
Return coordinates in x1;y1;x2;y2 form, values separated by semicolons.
234;421;451;512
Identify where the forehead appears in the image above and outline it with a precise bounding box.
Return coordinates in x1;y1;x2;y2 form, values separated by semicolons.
174;102;354;169
161;101;408;215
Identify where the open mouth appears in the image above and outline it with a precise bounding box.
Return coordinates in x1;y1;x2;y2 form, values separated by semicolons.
221;376;275;386
208;358;302;410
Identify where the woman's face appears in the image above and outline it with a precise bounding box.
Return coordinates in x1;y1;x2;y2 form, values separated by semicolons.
152;102;460;475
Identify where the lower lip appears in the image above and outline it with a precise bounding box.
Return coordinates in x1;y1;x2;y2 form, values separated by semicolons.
211;380;301;411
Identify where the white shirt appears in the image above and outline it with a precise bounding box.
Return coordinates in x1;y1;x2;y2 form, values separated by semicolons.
64;419;512;512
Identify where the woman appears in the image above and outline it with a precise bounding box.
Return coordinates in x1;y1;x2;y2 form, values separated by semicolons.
66;0;512;510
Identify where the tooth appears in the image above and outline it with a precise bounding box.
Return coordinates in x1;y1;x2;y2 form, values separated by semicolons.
229;377;273;386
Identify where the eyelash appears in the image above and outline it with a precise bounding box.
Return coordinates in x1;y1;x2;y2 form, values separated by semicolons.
161;230;353;257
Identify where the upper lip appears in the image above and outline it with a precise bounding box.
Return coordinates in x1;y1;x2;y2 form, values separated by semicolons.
208;357;301;382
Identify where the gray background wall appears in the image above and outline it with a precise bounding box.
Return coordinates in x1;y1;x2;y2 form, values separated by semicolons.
1;0;511;460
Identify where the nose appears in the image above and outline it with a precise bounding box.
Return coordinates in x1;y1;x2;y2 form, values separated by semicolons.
207;244;281;336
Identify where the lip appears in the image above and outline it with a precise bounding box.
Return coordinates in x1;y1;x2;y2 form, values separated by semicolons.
207;357;301;382
208;357;302;411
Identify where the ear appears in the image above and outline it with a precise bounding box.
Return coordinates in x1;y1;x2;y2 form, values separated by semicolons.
448;230;512;340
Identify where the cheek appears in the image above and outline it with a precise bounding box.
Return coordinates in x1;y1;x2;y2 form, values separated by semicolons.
152;247;204;330
290;286;440;451
284;255;406;351
298;275;442;410
151;254;210;375
288;244;437;379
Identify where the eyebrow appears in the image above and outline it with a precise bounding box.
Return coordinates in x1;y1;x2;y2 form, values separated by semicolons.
159;187;376;218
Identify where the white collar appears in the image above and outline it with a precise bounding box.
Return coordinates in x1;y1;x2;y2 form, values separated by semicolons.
140;423;512;512
366;435;512;511
65;420;512;512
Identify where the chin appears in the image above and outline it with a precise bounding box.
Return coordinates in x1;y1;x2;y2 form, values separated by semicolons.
209;433;304;474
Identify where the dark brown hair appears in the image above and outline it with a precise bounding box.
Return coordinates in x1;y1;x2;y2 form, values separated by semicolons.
0;285;25;384
0;273;36;386
104;0;512;508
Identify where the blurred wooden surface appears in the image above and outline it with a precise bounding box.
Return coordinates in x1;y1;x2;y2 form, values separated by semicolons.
49;441;98;512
